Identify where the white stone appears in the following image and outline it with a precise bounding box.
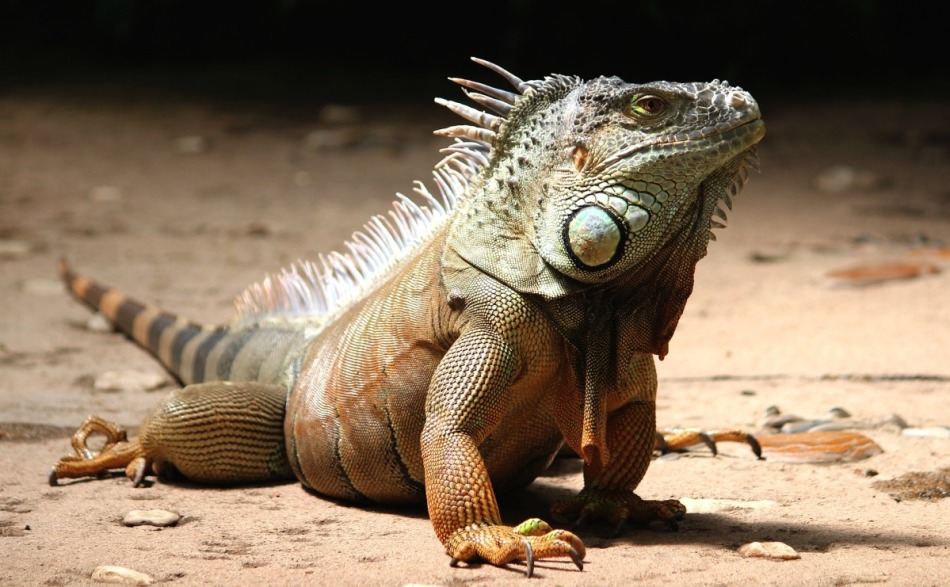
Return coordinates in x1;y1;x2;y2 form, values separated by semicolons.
122;509;181;527
175;135;208;154
0;239;34;259
901;426;950;438
678;498;777;514
94;370;167;392
22;278;63;296
85;313;115;333
89;186;123;202
738;541;801;560
91;565;153;585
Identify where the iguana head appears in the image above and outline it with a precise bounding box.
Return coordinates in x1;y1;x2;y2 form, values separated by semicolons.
440;60;765;302
531;76;764;283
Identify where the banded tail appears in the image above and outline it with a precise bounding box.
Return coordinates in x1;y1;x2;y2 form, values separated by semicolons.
59;259;224;385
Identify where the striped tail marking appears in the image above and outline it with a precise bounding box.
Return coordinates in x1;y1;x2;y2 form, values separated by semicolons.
59;259;224;384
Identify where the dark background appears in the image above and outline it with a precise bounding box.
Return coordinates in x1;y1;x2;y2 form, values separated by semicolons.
0;1;945;107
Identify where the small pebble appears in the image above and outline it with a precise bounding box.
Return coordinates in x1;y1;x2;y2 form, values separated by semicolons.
317;104;361;125
86;313;115;333
678;498;777;514
94;370;167;392
781;419;830;434
303;128;361;149
813;165;881;194
89;186;123;202
806;420;868;432
230;222;271;237
901;426;950;439
21;278;64;296
763;414;804;429
748;249;790;263
91;565;153;585
885;413;909;430
828;407;851;418
0;239;35;259
654;452;682;462
175;135;209;154
738;541;801;560
823;262;938;288
122;509;181;527
293;171;311;187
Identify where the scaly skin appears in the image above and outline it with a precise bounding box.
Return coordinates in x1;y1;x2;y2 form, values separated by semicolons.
51;59;765;577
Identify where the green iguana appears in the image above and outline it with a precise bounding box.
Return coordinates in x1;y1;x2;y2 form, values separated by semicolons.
51;58;765;576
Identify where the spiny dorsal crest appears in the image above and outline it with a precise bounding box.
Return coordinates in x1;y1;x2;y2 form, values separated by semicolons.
234;58;541;326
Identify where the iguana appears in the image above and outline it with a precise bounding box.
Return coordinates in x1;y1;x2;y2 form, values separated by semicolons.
50;58;765;576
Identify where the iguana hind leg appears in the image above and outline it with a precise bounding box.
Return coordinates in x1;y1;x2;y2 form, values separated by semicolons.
51;381;294;486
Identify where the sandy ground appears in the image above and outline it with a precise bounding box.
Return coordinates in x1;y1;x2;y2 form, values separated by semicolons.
0;78;948;586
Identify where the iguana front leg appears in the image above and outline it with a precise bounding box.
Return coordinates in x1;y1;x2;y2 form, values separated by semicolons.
552;400;687;533
421;327;584;576
549;339;685;534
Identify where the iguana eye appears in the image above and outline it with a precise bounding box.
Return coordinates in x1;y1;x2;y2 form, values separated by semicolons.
627;95;667;117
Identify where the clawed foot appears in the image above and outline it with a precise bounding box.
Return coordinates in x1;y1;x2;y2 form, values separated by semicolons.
551;488;686;534
447;519;585;577
655;428;763;459
49;416;147;486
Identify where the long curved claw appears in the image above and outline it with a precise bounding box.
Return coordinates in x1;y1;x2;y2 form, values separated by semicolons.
568;545;584;571
521;536;534;577
745;433;763;459
128;457;149;487
698;431;718;455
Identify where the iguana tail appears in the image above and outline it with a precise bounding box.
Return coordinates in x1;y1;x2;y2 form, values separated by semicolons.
59;259;224;384
59;259;309;387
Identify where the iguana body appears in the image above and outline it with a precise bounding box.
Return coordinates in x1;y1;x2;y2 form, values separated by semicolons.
52;59;765;575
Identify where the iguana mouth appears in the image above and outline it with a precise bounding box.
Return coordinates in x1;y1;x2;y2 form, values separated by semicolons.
596;117;763;174
653;116;764;146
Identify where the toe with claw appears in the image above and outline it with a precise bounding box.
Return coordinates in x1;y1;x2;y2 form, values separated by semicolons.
447;519;585;577
656;428;763;459
49;416;146;486
551;488;687;534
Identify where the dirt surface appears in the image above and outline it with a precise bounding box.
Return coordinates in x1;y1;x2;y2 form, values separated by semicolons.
1;79;948;586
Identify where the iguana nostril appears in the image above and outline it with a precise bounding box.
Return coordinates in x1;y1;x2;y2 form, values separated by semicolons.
566;206;622;268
